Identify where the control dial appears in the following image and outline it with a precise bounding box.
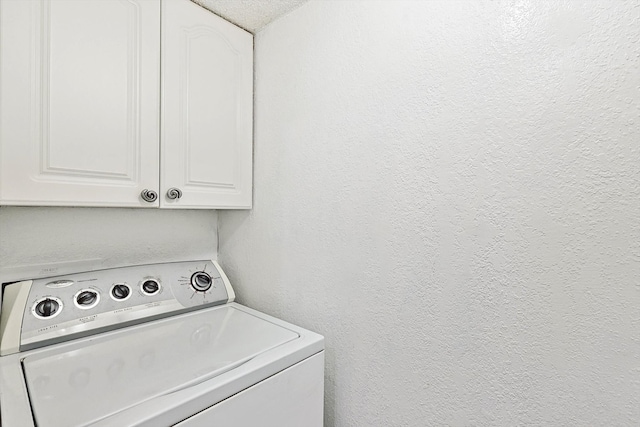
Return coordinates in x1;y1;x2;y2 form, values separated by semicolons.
35;298;60;317
76;291;97;306
74;289;100;309
190;272;212;292
111;283;131;300
141;279;160;295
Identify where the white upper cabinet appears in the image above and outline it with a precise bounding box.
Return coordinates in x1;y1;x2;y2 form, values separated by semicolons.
162;0;253;209
0;0;161;207
0;0;253;209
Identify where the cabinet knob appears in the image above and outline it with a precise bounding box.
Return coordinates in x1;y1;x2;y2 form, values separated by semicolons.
166;187;183;200
140;189;158;203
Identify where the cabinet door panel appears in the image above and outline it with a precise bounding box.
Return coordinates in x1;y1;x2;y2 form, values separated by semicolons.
0;0;160;207
162;0;253;209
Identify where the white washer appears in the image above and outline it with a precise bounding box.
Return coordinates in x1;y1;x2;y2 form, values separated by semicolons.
0;261;324;426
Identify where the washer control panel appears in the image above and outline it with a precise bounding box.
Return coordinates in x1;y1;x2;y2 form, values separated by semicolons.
0;260;234;355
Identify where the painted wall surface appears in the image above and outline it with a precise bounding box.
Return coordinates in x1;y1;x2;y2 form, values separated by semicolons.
219;1;640;425
0;207;217;281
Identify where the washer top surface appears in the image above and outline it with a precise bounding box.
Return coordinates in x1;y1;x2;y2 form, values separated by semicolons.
22;305;299;427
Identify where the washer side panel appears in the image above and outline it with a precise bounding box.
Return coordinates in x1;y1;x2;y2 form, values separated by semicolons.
0;281;32;355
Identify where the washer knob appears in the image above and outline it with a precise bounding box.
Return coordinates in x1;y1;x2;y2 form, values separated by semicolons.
76;290;98;306
190;272;212;292
142;279;160;295
111;284;130;300
36;298;60;317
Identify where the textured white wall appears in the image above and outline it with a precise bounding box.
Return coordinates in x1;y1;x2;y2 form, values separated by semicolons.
0;207;217;282
218;1;640;425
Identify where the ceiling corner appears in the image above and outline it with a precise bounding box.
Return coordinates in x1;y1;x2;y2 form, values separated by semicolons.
191;0;310;34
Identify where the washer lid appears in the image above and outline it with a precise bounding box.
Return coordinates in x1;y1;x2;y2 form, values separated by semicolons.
22;305;299;427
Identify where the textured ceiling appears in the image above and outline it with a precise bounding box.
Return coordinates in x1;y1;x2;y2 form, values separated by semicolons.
191;0;309;33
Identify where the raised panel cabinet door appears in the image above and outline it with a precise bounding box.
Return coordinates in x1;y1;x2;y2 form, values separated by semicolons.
0;0;160;207
161;0;253;209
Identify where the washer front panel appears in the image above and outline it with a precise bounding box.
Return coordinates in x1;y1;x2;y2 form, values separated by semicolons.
19;260;229;351
22;305;299;427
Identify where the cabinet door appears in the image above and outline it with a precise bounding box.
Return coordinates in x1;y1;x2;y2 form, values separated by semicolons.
0;0;160;207
161;0;253;209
